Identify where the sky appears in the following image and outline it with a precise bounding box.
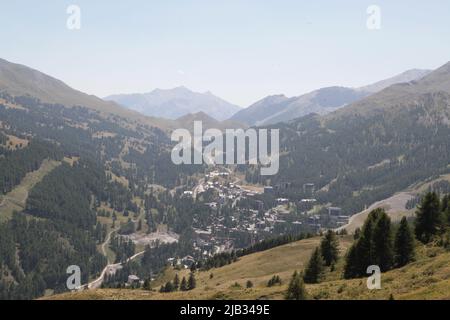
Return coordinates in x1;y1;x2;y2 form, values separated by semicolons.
1;0;450;107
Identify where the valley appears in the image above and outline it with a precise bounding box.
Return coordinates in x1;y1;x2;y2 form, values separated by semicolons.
1;58;450;301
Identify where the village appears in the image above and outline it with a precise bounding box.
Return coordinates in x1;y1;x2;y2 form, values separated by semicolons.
182;170;351;260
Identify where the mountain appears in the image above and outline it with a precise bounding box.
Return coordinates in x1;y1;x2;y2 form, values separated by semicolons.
105;87;242;121
0;58;173;130
228;94;292;126
245;61;450;218
236;87;369;126
231;69;431;126
357;69;431;93
0;59;210;300
174;111;245;131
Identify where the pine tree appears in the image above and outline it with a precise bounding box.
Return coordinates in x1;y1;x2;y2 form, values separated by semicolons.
142;278;151;291
354;216;374;276
188;273;196;290
180;277;188;291
320;230;340;266
173;274;180;291
343;209;384;278
343;243;358;279
394;217;415;267
164;281;174;292
372;211;394;272
442;195;450;226
303;247;325;284
415;192;443;243
285;271;308;300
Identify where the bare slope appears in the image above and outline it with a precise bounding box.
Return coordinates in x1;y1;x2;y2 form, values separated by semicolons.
0;58;171;129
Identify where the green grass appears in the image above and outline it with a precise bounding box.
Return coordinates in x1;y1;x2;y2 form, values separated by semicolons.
0;159;61;222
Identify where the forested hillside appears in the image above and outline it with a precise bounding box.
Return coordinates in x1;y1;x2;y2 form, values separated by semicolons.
245;63;450;217
0;89;203;299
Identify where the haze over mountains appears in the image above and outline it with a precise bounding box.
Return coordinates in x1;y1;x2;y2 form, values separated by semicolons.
105;87;242;121
231;69;431;126
0;58;175;130
260;61;450;217
1;55;450;301
0;57;433;131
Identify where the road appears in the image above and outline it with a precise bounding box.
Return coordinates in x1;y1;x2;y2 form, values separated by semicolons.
84;250;146;290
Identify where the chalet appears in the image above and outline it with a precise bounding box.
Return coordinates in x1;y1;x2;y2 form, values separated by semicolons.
127;275;140;285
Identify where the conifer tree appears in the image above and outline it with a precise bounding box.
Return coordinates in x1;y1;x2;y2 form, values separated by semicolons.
442;195;450;226
173;274;180;291
180;277;188;291
415;192;443;243
143;278;151;291
320;230;340;266
188;273;196;290
303;247;325;284
394;217;415;267
285;271;308;300
343;243;358;279
164;281;174;292
372;211;394;272
344;209;387;278
354;216;374;276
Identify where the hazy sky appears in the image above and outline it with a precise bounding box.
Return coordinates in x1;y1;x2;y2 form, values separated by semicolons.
1;0;450;106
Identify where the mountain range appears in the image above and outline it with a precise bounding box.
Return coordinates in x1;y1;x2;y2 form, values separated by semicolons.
230;69;431;126
1;55;450;301
104;87;242;121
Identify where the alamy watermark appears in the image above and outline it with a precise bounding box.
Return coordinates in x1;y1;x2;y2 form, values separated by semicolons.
171;121;280;176
66;265;81;290
366;5;381;30
67;5;81;30
367;265;382;290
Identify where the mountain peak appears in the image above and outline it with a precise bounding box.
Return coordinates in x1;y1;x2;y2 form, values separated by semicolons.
106;87;241;121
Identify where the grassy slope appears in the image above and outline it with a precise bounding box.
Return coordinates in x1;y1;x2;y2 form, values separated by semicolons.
0;159;61;222
48;236;352;300
48;235;450;300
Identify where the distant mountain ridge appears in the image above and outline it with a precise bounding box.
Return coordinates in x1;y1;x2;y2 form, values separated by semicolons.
105;87;242;121
231;69;431;126
357;69;431;93
0;58;172;130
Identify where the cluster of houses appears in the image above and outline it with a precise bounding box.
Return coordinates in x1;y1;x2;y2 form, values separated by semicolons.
188;178;351;259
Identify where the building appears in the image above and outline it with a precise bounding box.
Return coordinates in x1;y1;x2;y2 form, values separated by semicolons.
276;198;289;205
183;190;193;197
264;186;274;194
328;207;342;216
181;255;196;268
298;199;317;212
303;183;315;197
128;275;140;285
255;200;264;211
